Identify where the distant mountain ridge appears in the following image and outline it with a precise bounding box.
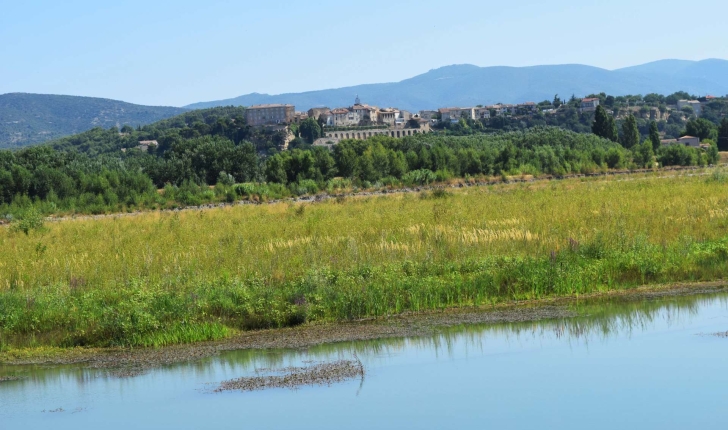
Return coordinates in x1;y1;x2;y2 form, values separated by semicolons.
186;59;728;112
0;93;187;149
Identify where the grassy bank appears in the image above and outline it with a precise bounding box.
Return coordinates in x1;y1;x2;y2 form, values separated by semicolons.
1;169;728;351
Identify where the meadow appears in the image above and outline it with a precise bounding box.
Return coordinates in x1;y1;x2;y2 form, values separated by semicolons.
1;169;728;350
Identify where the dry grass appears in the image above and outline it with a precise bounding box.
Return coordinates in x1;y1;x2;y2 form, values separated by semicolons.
1;170;728;349
1;171;726;290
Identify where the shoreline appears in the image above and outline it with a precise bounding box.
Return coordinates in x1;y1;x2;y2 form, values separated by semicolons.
2;281;726;375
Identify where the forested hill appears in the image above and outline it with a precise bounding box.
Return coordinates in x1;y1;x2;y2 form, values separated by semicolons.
45;106;270;156
0;93;188;149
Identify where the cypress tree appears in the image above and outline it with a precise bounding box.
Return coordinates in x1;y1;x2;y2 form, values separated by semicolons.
592;105;610;139
621;115;640;149
607;115;619;142
718;118;728;151
649;121;661;152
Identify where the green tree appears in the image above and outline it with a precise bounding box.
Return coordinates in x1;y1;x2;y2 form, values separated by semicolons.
299;118;322;144
685;118;717;141
649;121;661;152
607;115;619;142
553;95;562;108
621;115;640;149
591;105;611;139
719;118;728;151
633;141;655;168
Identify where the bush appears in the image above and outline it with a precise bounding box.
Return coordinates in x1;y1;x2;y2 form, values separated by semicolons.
10;207;45;235
605;148;625;169
292;179;319;196
402;169;436;185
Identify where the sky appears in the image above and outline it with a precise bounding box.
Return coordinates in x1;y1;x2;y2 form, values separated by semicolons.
1;0;727;107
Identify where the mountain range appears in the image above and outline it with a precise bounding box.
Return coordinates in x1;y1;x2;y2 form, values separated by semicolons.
2;59;727;149
0;93;187;149
186;59;728;112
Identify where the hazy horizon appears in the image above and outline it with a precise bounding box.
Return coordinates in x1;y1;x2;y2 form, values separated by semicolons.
2;0;727;107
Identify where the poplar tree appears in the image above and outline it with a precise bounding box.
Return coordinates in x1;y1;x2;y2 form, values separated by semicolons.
621;115;640;149
649;121;661;152
607;115;619;142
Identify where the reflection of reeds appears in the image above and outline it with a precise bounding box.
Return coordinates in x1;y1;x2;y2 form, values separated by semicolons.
1;174;728;349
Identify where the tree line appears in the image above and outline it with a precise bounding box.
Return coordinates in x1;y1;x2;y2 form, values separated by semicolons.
1;126;719;218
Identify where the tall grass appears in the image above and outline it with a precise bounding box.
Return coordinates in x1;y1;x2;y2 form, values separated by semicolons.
1;171;727;348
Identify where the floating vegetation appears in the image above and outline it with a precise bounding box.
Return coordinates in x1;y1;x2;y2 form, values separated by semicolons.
0;375;25;383
214;359;365;392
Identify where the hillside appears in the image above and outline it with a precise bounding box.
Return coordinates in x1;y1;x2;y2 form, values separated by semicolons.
0;93;188;149
186;59;728;112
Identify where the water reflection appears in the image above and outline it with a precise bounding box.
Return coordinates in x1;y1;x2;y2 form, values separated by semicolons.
2;290;728;430
1;291;725;388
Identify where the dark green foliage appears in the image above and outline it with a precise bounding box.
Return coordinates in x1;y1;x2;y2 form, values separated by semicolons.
606;114;619;142
621;115;640;149
657;144;700;166
719;118;728;151
685;118;718;141
299;117;322;144
592;105;612;140
649;121;661;152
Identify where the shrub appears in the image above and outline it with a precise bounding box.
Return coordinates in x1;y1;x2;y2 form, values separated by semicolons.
10;208;45;235
402;169;436;186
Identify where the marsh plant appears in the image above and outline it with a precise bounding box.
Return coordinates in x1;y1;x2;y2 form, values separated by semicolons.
1;172;728;349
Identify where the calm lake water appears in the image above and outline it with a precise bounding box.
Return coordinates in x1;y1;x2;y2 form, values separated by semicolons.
2;292;728;429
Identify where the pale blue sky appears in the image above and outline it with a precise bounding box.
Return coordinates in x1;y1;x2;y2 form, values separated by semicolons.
1;0;726;107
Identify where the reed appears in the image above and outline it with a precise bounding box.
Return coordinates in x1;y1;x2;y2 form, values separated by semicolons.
1;171;727;349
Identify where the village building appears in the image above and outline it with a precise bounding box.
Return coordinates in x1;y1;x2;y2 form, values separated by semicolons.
245;104;295;126
379;108;401;125
351;104;379;123
677;100;702;116
517;102;538;114
328;108;361;127
474;107;491;120
307;107;331;122
580;98;600;113
488;104;509;116
661;135;701;148
439;107;475;123
418;110;438;120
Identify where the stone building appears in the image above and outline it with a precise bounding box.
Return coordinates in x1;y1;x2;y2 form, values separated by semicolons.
677;100;702;116
307;107;331;122
245;104;295;126
439;107;475;123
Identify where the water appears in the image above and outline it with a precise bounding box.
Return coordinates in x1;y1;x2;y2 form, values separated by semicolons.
2;292;728;429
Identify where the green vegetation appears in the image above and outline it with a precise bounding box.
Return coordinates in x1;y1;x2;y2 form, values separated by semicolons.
0;93;187;149
0;125;719;217
1;171;728;351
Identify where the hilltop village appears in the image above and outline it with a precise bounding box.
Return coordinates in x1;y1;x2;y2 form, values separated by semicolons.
239;93;727;149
